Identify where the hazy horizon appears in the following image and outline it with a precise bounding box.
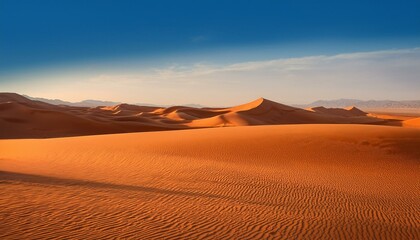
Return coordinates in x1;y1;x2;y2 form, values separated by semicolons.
9;89;420;108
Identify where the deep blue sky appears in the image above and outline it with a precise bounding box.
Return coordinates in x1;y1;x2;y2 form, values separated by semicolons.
1;0;420;75
1;0;419;105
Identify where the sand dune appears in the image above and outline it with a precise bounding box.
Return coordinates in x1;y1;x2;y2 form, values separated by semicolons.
0;93;400;138
307;106;367;117
1;92;419;238
403;117;420;128
0;93;182;138
0;124;419;239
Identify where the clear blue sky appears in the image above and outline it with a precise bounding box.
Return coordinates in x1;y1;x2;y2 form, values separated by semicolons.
1;0;419;105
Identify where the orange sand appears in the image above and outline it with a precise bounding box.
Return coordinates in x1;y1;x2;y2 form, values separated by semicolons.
1;93;392;139
403;117;420;128
1;124;419;239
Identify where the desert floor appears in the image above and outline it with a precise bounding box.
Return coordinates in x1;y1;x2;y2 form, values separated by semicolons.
1;124;419;239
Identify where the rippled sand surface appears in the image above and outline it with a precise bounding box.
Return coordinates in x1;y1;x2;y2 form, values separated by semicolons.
1;124;419;239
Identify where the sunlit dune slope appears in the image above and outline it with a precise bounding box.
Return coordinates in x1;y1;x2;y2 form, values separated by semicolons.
403;117;420;128
307;106;367;117
0;93;394;138
0;93;183;138
1;124;419;239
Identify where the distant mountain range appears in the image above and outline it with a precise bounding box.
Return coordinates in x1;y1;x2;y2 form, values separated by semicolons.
24;95;203;108
295;99;420;109
24;95;121;107
21;95;420;109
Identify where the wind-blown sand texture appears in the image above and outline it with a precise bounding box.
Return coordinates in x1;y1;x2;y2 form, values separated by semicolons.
0;93;393;139
1;124;419;239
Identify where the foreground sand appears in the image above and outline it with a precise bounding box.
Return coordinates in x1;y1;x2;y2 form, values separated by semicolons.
1;124;419;239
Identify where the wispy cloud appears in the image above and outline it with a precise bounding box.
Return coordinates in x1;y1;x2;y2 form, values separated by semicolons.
5;48;420;105
90;47;420;84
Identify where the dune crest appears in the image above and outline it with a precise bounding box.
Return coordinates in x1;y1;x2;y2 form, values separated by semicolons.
307;106;367;117
229;97;297;113
0;93;413;138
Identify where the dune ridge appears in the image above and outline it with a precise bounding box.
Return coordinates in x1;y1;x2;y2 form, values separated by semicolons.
0;93;400;138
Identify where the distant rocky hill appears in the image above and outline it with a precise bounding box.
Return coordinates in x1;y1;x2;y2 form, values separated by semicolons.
24;95;203;108
296;99;420;109
24;95;122;107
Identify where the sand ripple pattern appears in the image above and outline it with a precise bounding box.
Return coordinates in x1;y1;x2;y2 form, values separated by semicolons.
1;125;419;239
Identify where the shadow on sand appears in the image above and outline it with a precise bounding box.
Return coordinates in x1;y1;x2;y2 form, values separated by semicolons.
0;170;280;207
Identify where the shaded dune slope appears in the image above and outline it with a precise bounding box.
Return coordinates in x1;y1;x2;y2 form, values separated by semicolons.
0;93;395;138
307;106;368;117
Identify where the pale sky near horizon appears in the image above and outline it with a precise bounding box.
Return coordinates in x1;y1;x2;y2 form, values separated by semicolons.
1;48;420;106
1;1;419;106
